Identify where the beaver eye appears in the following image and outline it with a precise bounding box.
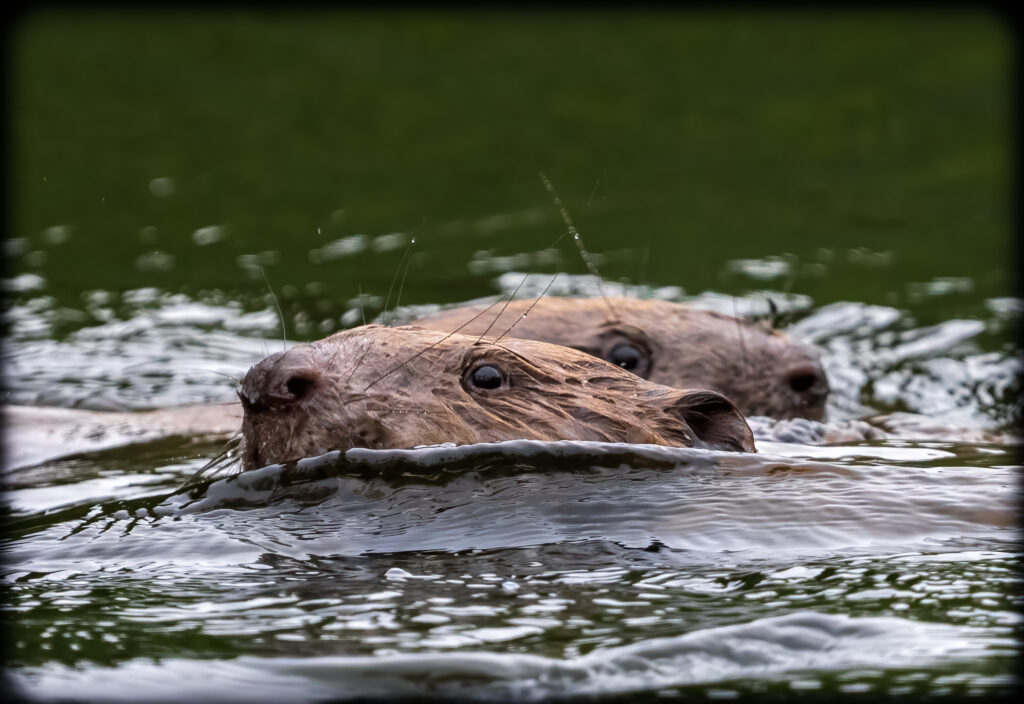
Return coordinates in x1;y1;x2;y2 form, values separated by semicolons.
467;364;504;390
609;343;643;371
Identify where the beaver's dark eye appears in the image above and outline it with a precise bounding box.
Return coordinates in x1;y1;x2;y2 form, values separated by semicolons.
468;364;504;390
609;343;643;371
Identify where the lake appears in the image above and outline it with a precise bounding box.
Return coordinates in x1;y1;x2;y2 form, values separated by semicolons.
4;10;1019;702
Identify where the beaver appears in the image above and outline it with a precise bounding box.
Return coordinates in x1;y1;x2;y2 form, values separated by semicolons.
4;298;814;470
412;296;829;421
237;323;755;469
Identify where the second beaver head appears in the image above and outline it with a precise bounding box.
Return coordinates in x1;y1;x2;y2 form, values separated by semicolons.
237;324;755;469
412;297;830;421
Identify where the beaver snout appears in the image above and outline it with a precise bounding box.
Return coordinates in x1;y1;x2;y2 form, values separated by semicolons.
781;361;830;413
238;347;321;414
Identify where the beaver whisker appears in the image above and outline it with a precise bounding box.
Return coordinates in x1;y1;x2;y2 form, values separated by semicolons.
180;433;244;489
476;202;578;344
341;405;359;450
493;273;559;344
258;266;288;352
178;368;242;384
474;219;570;343
364;174;596;387
391;239;415;324
539;170;618;323
731;296;753;377
482;342;542;368
380;239;415;327
341;337;373;386
362;294;512;391
475;275;531;342
324;285;371;375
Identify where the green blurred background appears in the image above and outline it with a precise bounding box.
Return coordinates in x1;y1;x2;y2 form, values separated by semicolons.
9;10;1013;339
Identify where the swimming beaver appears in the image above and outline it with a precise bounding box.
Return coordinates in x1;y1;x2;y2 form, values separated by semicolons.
238;324;756;469
412;297;829;421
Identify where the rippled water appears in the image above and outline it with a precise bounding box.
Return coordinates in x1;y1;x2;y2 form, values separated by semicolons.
6;12;1018;702
3;278;1020;702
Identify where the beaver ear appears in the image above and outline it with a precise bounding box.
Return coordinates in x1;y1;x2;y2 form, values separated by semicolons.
667;390;756;453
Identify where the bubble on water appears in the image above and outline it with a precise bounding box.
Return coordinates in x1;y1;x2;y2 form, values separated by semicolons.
192;225;226;246
148;177;175;197
790;679;822;690
309;235;367;263
985;297;1023;317
726;256;792;280
4;238;27;257
385;568;412;582
705;688;741;699
371;233;407;253
907;276;974;303
2;274;46;292
846;247;894;266
469;250;563;276
237;252;280;277
139;225;159;243
43;225;70;245
340;308;363;327
135;251;175;272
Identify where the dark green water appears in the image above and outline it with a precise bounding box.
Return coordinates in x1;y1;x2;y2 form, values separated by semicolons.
4;10;1019;702
10;10;1013;324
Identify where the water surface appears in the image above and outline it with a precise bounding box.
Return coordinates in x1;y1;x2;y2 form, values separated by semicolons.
4;11;1019;702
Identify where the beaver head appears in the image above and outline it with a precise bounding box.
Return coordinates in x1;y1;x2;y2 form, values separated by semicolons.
413;297;829;421
237;324;755;469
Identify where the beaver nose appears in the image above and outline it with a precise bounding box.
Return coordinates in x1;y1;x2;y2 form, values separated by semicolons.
239;349;320;413
782;362;830;405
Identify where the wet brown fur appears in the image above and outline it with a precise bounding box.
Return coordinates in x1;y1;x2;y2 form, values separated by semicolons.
413;297;829;421
239;324;755;469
